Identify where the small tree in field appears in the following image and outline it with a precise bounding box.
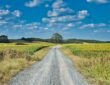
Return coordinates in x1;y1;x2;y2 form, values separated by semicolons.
51;33;63;43
0;35;9;43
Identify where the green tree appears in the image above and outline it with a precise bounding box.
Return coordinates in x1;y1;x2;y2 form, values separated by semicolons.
51;33;63;43
0;35;9;43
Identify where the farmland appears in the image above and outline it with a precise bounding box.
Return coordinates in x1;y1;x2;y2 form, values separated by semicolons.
0;42;53;85
62;43;110;85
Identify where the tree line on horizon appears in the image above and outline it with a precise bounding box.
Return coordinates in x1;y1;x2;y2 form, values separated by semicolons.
0;33;110;43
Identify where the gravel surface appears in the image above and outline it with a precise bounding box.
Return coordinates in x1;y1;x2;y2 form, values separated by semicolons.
9;46;89;85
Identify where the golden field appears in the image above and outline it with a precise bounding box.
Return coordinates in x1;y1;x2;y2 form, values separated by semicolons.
62;43;110;85
0;42;53;85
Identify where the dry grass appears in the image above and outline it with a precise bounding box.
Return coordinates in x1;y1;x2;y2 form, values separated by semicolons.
0;58;28;85
29;47;51;63
0;42;53;85
62;44;110;85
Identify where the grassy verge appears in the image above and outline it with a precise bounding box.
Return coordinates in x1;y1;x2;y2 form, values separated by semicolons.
0;42;53;85
62;44;110;85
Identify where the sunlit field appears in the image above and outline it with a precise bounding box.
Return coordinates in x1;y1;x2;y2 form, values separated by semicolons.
0;42;51;54
63;43;110;85
0;42;53;85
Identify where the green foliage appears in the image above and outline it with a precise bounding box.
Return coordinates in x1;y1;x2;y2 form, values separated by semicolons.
0;35;9;43
51;33;63;43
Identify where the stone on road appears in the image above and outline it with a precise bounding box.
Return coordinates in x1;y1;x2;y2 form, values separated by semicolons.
9;46;89;85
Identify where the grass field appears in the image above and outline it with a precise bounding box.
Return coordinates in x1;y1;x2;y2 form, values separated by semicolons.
62;43;110;85
0;42;53;85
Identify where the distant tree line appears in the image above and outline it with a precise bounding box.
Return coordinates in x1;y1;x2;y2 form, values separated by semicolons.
63;39;109;43
0;33;110;43
0;35;9;43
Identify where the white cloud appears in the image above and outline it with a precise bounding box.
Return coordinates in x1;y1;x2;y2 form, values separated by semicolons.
52;0;66;9
48;10;59;17
0;20;7;25
41;0;89;31
48;0;74;17
79;23;107;29
67;23;74;27
24;22;39;29
42;0;89;31
42;15;76;23
97;23;106;26
87;0;109;4
63;23;75;30
12;10;21;17
77;10;89;20
25;0;41;7
13;24;23;29
43;10;88;24
44;0;88;24
80;23;95;29
48;7;74;17
94;29;110;33
58;7;74;13
25;0;52;7
0;9;10;16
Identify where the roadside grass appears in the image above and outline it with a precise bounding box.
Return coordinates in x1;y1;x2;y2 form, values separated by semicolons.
0;42;53;85
62;43;110;85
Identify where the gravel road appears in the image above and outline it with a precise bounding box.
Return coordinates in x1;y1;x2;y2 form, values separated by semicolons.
9;46;89;85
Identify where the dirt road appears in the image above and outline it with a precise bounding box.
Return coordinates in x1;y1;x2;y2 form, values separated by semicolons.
9;46;89;85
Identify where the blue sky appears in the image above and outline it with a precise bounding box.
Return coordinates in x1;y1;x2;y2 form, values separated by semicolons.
0;0;110;41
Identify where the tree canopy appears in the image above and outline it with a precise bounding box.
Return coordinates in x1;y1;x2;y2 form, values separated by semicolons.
0;35;9;43
51;33;63;43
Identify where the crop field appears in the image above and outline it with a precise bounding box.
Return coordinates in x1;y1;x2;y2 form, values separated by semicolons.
63;43;110;85
0;42;53;85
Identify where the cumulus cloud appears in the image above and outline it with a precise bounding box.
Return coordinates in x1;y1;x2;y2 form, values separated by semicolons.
0;20;7;25
25;0;42;7
52;0;66;9
41;0;89;31
94;29;110;33
43;0;88;24
48;10;59;17
25;22;39;29
48;7;74;17
48;0;74;17
0;9;22;30
87;0;109;4
13;24;23;29
43;10;88;24
67;23;74;27
0;9;21;18
42;15;76;23
25;0;52;7
79;23;107;29
12;10;21;17
0;9;10;16
77;10;89;20
80;23;95;29
63;23;75;30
